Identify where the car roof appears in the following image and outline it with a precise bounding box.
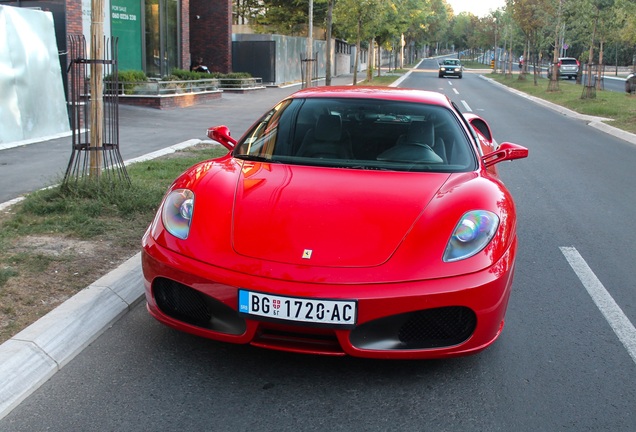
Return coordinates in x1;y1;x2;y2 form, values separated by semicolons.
289;86;454;109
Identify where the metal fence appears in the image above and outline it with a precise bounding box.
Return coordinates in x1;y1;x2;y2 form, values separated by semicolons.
65;34;129;184
110;77;263;96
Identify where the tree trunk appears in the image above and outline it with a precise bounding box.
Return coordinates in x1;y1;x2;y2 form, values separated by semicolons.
90;0;104;178
582;12;598;99
548;7;560;91
353;18;361;85
518;38;528;81
596;39;604;91
367;38;374;82
325;0;333;86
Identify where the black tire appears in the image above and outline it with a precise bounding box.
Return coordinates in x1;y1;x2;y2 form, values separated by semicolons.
458;74;463;79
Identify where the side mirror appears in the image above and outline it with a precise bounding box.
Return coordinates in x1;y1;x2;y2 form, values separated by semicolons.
465;115;493;142
482;142;528;168
207;125;237;151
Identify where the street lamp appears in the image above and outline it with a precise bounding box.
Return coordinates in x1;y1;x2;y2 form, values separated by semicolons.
493;17;498;73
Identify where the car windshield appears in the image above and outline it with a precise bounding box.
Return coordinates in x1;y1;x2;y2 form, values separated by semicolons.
234;97;476;173
443;60;460;65
560;59;577;65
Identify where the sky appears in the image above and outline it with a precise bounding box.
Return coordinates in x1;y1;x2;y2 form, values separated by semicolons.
446;0;507;18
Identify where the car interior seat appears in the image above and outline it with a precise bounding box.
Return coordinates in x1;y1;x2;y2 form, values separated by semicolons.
296;114;353;159
377;121;446;163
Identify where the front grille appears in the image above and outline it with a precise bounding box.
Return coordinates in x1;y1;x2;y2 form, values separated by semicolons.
397;307;476;348
152;277;246;335
349;306;477;351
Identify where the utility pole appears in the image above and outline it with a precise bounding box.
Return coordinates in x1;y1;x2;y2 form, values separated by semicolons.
305;0;313;88
89;0;104;178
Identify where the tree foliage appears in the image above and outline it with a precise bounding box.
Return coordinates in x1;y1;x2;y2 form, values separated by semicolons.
231;0;636;67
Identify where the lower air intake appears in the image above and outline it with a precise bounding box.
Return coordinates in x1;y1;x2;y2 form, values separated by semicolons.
152;277;246;334
349;306;477;350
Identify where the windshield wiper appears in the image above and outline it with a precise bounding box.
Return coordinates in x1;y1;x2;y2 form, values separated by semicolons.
234;154;279;163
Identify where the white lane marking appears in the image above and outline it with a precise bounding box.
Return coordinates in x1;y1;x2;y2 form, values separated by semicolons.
560;246;636;365
452;88;459;95
461;100;472;112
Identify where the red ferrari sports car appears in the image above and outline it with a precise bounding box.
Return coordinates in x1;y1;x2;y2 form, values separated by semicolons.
142;86;528;359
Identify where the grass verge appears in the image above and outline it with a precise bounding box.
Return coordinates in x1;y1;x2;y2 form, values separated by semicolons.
0;144;228;344
487;73;636;134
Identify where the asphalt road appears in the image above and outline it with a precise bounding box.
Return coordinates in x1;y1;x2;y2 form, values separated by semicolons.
1;61;635;431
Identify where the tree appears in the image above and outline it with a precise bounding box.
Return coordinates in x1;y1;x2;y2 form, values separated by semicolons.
333;0;385;84
252;0;327;36
232;0;263;25
511;0;552;81
325;0;334;85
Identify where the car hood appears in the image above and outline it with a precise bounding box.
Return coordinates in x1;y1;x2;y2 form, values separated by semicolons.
231;162;450;268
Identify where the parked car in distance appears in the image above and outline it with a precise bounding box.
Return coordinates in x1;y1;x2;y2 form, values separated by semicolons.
626;73;636;94
438;58;463;78
141;86;529;360
548;57;580;80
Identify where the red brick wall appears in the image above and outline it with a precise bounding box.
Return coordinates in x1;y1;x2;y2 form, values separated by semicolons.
189;0;232;73
66;0;82;37
119;91;222;109
181;0;190;70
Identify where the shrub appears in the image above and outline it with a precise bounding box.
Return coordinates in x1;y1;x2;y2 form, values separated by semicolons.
220;72;253;88
105;70;148;95
170;68;211;80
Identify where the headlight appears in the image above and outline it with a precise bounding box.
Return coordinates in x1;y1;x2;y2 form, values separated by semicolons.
443;210;499;262
440;67;446;71
161;189;195;240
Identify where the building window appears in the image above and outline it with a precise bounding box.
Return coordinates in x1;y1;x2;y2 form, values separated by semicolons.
145;0;179;77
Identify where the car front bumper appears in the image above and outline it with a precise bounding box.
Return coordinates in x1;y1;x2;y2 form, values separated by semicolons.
142;235;517;359
439;68;462;76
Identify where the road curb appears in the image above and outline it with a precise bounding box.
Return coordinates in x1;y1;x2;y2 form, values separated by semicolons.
0;253;143;419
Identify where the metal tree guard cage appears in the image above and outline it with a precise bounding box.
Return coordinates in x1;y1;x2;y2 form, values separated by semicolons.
64;35;129;185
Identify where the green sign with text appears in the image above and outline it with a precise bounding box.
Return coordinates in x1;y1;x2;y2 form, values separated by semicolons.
111;0;142;71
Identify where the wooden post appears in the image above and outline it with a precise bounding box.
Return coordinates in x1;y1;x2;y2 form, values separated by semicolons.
90;0;104;178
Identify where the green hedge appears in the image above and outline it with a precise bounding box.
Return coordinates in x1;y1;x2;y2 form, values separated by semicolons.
106;69;255;94
169;69;252;81
105;70;148;95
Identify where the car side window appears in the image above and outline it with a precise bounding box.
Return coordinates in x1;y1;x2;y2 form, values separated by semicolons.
236;99;293;157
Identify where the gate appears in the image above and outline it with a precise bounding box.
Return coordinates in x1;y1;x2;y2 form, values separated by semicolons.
232;41;276;84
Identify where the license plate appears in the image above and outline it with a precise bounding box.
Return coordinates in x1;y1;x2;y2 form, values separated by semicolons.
238;290;357;327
